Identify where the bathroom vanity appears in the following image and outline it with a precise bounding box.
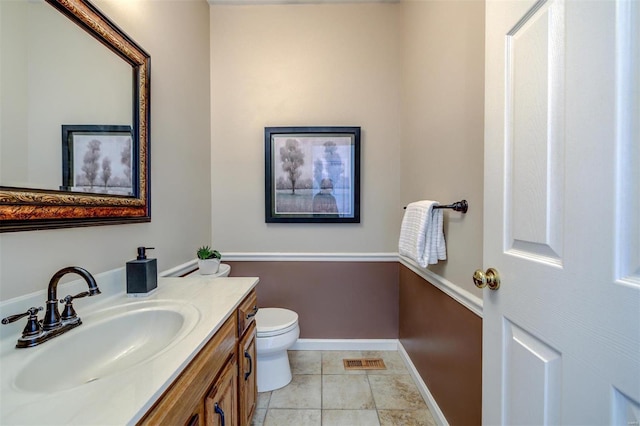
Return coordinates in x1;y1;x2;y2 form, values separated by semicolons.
139;287;258;426
0;273;258;425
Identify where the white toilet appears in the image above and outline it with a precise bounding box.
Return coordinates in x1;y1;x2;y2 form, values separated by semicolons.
214;263;231;277
255;307;300;392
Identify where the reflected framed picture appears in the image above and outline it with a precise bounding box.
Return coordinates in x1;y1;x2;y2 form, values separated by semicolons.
265;126;361;223
61;125;136;196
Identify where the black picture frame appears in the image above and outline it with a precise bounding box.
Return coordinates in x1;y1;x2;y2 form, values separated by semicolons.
265;126;361;223
61;125;136;196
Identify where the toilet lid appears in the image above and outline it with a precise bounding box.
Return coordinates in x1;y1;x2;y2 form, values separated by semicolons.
256;308;298;336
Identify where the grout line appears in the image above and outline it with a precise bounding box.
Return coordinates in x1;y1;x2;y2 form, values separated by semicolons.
365;371;382;425
319;351;323;423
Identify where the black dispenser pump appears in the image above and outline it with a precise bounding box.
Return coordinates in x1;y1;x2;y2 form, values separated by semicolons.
126;246;158;294
137;246;153;260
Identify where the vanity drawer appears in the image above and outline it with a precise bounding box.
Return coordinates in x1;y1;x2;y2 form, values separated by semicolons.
237;290;258;337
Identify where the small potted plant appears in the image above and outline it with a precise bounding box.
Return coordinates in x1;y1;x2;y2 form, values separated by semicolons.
197;246;222;275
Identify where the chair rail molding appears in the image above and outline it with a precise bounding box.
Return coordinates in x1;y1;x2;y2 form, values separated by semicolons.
400;256;483;317
222;252;398;262
159;260;198;277
161;254;483;317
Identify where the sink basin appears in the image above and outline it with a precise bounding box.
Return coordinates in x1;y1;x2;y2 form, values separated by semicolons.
14;300;200;393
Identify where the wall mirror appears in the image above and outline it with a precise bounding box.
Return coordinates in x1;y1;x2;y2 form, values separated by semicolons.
0;0;151;232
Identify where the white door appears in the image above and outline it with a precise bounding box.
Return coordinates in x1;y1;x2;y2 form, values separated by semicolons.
483;0;640;424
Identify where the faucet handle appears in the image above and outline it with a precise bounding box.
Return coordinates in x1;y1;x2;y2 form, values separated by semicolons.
59;291;94;321
60;291;89;303
1;306;42;325
1;307;43;338
59;293;87;321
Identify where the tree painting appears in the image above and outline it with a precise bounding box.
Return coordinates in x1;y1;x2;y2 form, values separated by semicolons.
66;126;135;195
324;141;344;189
121;138;132;185
313;158;324;188
101;156;112;187
82;139;101;188
266;127;360;222
279;139;305;194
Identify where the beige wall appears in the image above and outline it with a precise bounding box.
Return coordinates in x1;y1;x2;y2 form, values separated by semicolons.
209;1;484;296
0;0;212;301
1;0;485;302
400;0;485;296
209;3;403;253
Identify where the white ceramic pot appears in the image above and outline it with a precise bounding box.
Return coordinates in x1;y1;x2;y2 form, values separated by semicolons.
198;258;220;275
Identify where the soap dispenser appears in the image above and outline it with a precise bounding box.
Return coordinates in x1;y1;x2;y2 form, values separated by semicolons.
126;247;158;295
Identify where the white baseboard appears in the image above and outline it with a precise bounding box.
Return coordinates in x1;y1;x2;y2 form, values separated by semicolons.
290;338;399;351
398;342;449;426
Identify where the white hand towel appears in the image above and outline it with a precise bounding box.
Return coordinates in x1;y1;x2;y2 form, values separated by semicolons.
398;200;447;267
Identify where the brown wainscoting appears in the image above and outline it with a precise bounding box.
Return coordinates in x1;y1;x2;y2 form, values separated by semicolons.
228;261;399;339
399;264;482;426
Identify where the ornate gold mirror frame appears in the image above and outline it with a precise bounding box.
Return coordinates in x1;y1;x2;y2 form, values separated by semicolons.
0;0;150;232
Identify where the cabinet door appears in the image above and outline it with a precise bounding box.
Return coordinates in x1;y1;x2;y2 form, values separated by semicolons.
238;322;257;426
206;356;238;426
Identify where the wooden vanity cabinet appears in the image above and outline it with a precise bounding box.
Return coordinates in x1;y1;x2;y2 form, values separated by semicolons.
138;289;258;426
237;290;258;426
138;315;236;425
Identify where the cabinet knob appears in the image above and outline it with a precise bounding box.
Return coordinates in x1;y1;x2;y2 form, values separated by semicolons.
246;305;258;319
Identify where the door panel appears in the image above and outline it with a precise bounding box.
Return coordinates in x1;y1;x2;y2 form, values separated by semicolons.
615;0;640;286
503;320;562;425
506;0;565;264
484;0;640;424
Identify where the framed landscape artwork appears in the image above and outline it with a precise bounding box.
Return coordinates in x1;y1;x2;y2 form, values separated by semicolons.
61;125;135;196
265;126;361;223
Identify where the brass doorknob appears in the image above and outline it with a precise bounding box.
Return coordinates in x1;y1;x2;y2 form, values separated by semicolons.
473;268;501;290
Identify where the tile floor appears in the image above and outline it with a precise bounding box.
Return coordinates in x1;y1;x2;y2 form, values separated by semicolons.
251;350;437;426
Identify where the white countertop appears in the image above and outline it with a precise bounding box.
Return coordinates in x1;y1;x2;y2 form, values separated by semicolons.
0;273;258;425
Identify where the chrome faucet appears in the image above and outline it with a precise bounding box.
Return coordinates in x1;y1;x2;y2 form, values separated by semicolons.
1;266;101;348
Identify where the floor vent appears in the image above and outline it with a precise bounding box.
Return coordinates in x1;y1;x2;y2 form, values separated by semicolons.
342;358;386;371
